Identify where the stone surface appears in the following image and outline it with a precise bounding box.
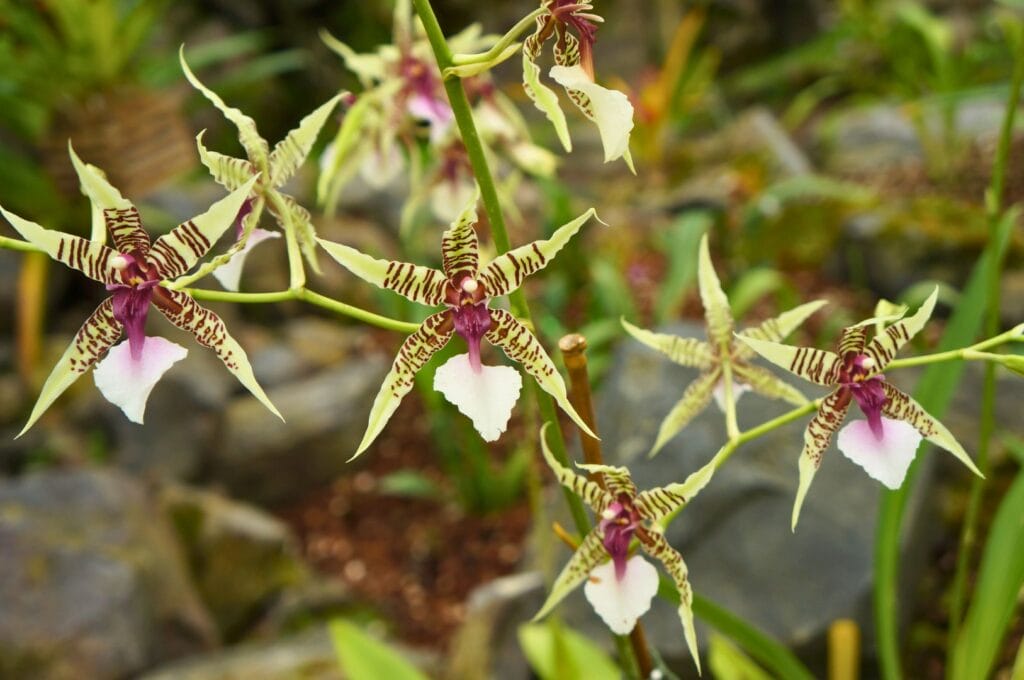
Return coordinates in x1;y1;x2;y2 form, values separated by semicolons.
214;354;389;504
0;468;217;680
162;485;310;640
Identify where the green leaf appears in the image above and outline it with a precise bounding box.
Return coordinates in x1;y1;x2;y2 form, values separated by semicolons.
874;207;1018;680
948;465;1024;679
518;621;620;680
328;620;429;680
708;634;774;680
377;470;443;500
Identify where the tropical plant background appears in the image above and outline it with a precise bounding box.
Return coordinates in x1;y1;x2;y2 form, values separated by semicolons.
0;1;1022;678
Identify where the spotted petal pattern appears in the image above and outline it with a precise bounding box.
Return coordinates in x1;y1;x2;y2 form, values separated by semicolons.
478;209;596;297
354;312;454;459
180;47;269;167
18;298;123;437
650;368;721;457
881;382;980;476
155;289;281;420
269;94;343;187
539;423;613;512
533;527;607;622
621;319;714;369
793;389;851;530
639;530;701;674
1;206;119;284
318;238;448;307
738;335;842;387
150;176;259;279
485;309;595;439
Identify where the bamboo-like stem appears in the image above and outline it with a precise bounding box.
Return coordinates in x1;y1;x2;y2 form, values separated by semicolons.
559;333;654;680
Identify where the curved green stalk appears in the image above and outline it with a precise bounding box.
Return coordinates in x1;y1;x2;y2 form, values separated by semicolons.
449;8;543;66
0;235;43;253
266;190;307;290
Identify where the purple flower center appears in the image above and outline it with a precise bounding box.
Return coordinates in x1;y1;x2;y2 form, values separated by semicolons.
107;254;160;360
599;500;639;581
841;353;888;439
451;301;492;373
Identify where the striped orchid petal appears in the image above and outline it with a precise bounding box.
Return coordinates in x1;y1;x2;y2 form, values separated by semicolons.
353;312;454;458
696;234;733;348
18;298;123;436
150;176;260;279
737;335;842;387
269;94;343;187
522;27;572;152
634;461;715;522
792;388;851;530
154;288;281;421
440;191;480;282
317;238;448;307
837;324;868;358
92;336;188;424
864;287;938;370
478;208;597;298
736;300;828;360
180;47;269;167
650;368;721;458
68;144;141;251
485;309;596;439
533;527;607;622
1;206;120;284
881;382;981;476
575;462;638;499
621;318;714;369
548;64;635;169
196;131;257;191
584;556;659;636
733;363;808;406
539;423;613;512
639;531;701;674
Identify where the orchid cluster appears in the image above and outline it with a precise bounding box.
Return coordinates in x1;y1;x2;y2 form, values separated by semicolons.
318;0;557;227
4;1;1022;677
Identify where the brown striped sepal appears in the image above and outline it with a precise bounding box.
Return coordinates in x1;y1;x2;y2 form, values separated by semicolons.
532;527;608;623
881;382;980;476
733;363;809;407
196;131;258;191
863;288;938;370
154;288;281;420
351;312;454;459
317;237;449;307
650;368;722;458
696;233;734;348
477;208;597;298
738;335;842;387
485;308;596;439
268;94;342;188
0;206;121;284
792;388;851;530
621;318;714;369
17;298;123;437
440;194;480;283
548;63;635;170
638;530;701;674
735;299;828;361
521;12;572;152
576;462;638;500
539;422;613;512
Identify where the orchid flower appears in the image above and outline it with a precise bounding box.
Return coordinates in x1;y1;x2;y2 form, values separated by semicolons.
534;423;711;673
179;48;341;288
738;288;982;529
623;234;825;455
317;192;597;457
2;147;280;434
523;0;635;169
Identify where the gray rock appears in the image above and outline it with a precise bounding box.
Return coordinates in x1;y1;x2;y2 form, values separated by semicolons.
214;356;389;504
0;469;216;680
161;485;310;640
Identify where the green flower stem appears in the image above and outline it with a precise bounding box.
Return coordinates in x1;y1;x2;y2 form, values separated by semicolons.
412;0;591;535
947;32;1024;654
883;324;1024;371
449;8;544;66
0;235;43;253
182;286;421;333
658;399;821;531
721;358;740;440
267;191;307;290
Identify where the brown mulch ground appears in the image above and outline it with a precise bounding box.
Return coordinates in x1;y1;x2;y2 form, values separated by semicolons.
279;393;532;649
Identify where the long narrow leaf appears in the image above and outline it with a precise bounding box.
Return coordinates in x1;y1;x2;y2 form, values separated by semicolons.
873;208;1017;679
